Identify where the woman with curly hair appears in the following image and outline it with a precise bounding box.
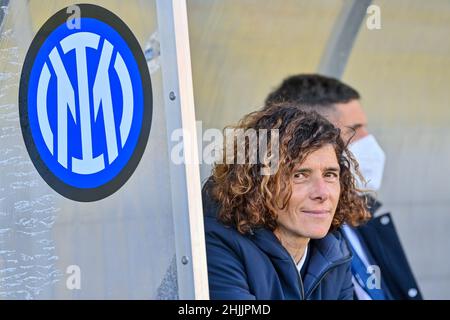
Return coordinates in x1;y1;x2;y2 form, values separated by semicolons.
203;103;369;300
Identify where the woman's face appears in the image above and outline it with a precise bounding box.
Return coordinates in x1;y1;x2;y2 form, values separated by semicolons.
276;144;341;240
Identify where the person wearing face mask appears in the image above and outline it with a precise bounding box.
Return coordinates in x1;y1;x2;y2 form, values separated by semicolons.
265;74;422;300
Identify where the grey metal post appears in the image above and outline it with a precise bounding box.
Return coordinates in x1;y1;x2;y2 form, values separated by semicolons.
0;0;9;33
317;0;372;79
156;0;209;299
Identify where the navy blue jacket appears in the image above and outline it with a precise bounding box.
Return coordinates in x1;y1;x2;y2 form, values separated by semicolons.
203;187;354;300
351;196;423;300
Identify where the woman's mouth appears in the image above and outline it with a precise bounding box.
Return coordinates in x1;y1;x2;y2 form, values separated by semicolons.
301;210;331;217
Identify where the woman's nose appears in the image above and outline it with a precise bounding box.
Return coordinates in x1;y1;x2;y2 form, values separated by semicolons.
309;177;329;201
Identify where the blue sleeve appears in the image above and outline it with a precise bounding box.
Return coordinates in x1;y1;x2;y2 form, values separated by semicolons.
205;229;256;300
338;262;354;300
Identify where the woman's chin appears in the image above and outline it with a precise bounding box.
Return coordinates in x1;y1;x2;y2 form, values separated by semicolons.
305;228;329;240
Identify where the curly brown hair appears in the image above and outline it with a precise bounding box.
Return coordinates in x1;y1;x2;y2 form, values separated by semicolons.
209;103;369;235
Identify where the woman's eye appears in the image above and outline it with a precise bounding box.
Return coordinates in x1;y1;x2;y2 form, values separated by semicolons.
324;172;339;180
293;172;307;179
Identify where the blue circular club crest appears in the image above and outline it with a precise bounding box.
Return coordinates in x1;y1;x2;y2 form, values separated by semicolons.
19;4;153;201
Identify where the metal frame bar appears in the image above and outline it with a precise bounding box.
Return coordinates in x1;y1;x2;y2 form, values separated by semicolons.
0;0;10;33
317;0;372;79
156;0;209;300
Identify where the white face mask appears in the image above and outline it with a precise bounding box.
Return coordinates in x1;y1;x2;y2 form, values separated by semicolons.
348;134;386;191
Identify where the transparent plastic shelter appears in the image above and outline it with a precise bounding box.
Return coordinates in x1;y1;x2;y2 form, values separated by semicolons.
0;0;207;299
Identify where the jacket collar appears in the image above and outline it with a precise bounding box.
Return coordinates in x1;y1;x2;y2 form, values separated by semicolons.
364;194;383;217
249;227;352;298
303;231;352;297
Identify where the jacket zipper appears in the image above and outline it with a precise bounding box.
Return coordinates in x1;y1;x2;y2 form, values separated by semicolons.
290;259;305;300
299;272;305;300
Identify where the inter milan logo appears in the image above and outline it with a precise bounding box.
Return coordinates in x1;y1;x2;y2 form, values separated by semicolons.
19;4;152;201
